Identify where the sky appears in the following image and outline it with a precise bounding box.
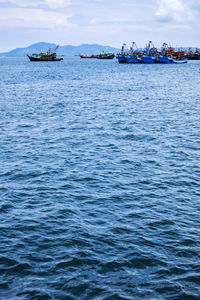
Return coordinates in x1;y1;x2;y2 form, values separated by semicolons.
0;0;199;52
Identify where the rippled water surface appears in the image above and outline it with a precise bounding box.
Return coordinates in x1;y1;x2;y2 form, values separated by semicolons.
0;57;200;299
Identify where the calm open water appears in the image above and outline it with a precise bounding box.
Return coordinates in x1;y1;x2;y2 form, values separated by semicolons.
0;57;200;299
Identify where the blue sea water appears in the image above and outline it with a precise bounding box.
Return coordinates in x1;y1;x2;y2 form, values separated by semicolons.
0;57;200;299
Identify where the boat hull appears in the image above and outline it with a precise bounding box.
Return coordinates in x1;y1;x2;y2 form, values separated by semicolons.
141;55;156;63
97;55;115;59
171;58;188;64
118;56;127;63
157;55;174;63
126;56;140;63
186;54;200;60
157;55;187;64
27;55;63;61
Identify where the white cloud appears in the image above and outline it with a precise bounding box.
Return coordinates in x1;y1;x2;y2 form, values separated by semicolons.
0;8;72;28
155;0;189;22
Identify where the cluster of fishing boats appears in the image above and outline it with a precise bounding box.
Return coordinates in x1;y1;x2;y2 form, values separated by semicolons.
118;41;188;64
27;42;199;64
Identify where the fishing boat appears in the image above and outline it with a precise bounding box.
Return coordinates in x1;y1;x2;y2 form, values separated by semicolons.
141;41;157;63
126;42;141;63
157;55;187;64
117;43;128;63
171;52;187;63
27;45;63;61
156;43;175;63
186;48;200;60
156;43;187;64
118;42;141;63
97;53;115;59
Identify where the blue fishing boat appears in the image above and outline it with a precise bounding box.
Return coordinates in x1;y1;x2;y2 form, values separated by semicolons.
141;41;157;63
118;43;127;63
156;43;188;64
126;42;141;63
156;43;175;63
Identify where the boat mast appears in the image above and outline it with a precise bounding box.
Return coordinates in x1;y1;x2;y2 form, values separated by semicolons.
146;41;154;55
121;43;127;55
130;42;137;55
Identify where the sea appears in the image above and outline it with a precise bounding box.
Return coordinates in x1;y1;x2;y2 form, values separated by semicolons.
0;57;200;300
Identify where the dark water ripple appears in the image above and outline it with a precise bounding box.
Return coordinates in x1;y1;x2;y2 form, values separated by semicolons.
0;57;200;299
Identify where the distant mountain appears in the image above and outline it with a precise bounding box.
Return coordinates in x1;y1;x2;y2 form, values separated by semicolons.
0;42;120;57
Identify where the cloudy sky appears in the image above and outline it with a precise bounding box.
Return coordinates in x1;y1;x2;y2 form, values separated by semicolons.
0;0;199;51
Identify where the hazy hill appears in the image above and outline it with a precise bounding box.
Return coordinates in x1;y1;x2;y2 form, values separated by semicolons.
0;42;120;57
